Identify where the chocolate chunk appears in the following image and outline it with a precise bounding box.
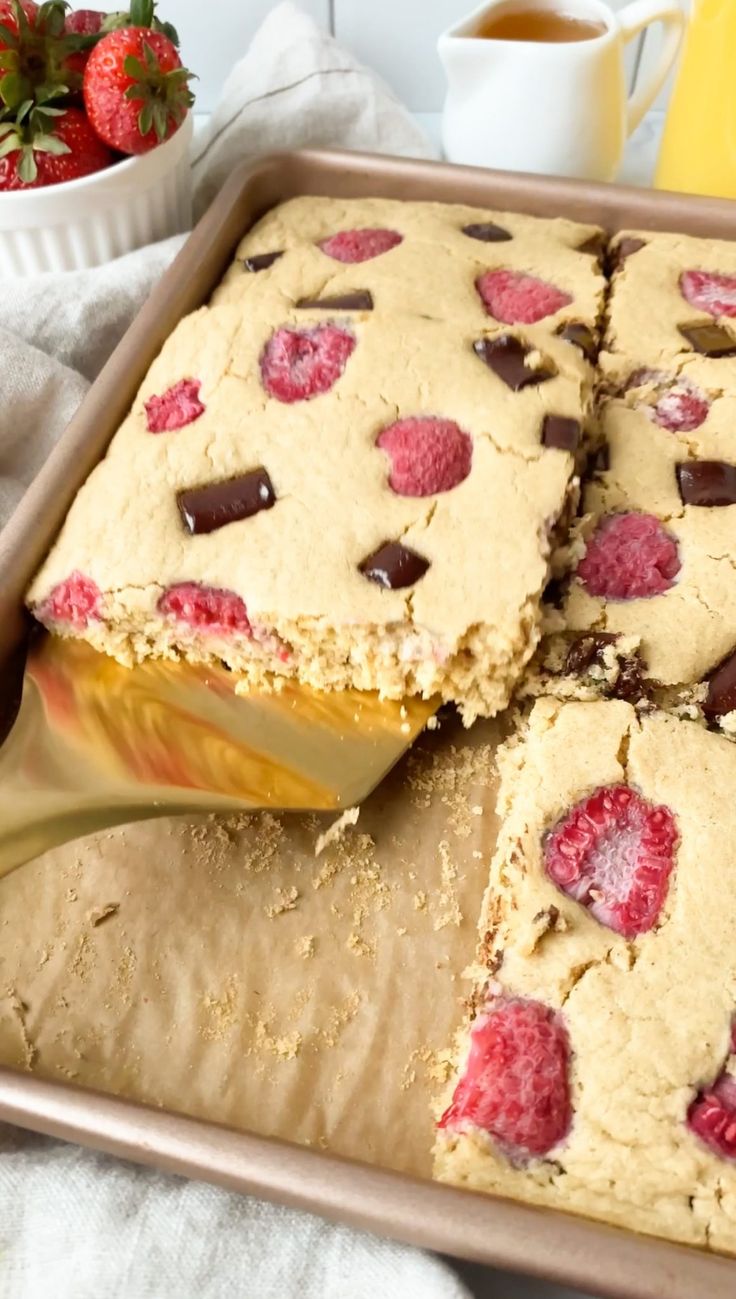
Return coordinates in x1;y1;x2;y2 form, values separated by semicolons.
295;291;374;311
542;414;581;452
677;461;736;507
178;469;276;535
462;221;512;243
565;633;651;704
577;232;606;263
704;650;736;720
359;541;429;590
243;251;284;273
610;237;646;271
678;322;736;357
555;321;598;364
473;335;554;391
613;655;652;705
565;633;617;675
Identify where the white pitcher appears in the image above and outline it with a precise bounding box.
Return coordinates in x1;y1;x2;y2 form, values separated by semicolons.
438;0;685;181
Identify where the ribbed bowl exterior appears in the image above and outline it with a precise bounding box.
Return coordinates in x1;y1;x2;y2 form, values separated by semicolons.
0;114;193;278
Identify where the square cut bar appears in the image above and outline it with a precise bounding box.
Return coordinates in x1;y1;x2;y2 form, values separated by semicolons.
434;697;736;1255
524;370;736;733
26;195;599;722
602;228;736;386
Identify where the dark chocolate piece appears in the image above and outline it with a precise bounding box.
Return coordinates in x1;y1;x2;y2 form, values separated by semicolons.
462;221;512;243
542;414;581;452
677;461;736;507
555;321;598;364
678;322;736;357
612;655;652;706
473;335;554;391
565;633;651;704
359;541;429;590
295;291;374;311
178;469;276;535
577;232;606;264
704;650;736;721
243;251;284;272
565;633;617;676
610;237;646;271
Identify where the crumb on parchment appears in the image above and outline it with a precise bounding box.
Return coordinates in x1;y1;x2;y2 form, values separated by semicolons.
315;807;360;857
265;886;300;918
294;935;315;959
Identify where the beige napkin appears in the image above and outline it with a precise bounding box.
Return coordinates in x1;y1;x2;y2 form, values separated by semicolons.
191;1;435;215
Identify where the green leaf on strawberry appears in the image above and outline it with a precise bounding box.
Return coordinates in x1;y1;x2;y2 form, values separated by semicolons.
84;25;193;154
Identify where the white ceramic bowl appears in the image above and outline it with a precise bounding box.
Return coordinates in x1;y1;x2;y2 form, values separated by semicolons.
0;111;193;278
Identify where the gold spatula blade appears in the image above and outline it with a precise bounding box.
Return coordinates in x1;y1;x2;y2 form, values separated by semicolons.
0;634;436;878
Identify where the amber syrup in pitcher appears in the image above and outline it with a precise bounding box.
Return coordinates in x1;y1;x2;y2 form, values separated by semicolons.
475;8;607;41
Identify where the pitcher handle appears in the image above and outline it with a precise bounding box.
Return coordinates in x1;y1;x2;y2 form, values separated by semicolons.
618;0;686;135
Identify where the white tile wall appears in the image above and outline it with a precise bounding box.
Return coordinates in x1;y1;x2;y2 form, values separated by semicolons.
335;0;648;112
96;0;682;116
334;0;464;113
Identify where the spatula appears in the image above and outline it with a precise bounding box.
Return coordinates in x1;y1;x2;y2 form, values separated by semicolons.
0;631;436;878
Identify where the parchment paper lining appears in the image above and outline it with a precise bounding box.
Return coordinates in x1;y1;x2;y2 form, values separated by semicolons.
0;715;505;1178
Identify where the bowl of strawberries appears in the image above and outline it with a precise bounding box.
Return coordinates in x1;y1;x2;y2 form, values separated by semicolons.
0;0;194;276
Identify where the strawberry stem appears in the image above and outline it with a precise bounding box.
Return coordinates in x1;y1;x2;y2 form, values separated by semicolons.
121;40;194;142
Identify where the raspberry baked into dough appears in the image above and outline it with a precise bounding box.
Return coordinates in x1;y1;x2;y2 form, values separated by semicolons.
525;362;736;732
601;228;736;383
435;698;736;1254
26;195;599;721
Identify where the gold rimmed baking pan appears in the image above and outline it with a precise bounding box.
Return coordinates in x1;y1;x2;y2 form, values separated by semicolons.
3;149;736;1299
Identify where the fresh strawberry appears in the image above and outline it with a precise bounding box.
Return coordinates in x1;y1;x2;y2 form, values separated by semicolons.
0;0;39;39
0;0;89;100
65;8;104;35
61;7;104;83
0;102;111;187
83;23;193;155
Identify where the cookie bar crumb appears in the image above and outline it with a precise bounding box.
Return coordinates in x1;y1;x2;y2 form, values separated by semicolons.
315;807;360;857
294;935;315;959
265;886;300;918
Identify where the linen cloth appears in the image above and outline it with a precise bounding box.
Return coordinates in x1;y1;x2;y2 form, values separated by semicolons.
0;7;476;1298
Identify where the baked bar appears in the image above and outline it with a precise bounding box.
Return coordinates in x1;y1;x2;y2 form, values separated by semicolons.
524;370;736;732
213;195;606;344
602;228;736;385
434;697;736;1254
27;213;596;721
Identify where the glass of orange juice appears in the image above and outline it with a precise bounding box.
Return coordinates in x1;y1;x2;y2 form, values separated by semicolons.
656;0;736;198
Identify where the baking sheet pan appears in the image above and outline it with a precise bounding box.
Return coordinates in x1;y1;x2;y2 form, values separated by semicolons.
3;149;736;1299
